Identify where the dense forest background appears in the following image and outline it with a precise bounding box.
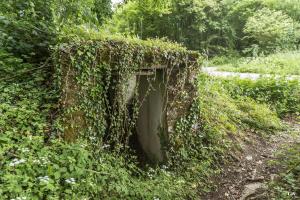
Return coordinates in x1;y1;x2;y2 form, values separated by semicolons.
1;0;300;64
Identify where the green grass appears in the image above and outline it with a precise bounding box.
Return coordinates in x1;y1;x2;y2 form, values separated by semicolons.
216;51;300;75
267;124;300;200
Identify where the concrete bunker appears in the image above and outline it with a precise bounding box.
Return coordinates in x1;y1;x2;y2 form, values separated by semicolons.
57;38;199;163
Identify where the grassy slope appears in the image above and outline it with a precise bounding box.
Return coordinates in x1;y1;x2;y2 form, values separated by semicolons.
214;51;300;75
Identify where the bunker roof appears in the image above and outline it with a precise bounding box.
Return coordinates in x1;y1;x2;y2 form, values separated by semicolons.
57;35;200;70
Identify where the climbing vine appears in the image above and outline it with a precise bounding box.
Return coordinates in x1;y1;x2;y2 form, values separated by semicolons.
54;36;200;153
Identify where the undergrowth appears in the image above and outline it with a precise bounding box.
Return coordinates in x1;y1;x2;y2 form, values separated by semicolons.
221;77;300;116
1;132;193;200
0;45;286;199
166;74;282;196
268;126;300;200
216;51;300;75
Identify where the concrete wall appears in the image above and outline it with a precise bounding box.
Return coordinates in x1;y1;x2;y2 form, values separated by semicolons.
136;70;167;162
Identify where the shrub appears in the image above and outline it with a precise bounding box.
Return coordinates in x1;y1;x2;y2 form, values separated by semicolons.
235;98;282;132
221;77;300;116
243;8;299;53
0;0;56;62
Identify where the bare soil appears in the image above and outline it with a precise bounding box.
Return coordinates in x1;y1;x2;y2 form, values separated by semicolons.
201;118;300;200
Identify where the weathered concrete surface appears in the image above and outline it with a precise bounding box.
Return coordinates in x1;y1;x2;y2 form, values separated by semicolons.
136;70;167;162
123;75;137;104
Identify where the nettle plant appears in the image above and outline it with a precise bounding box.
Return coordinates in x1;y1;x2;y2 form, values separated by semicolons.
54;36;200;158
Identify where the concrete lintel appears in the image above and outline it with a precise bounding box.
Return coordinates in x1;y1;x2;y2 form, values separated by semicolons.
136;70;155;76
140;65;167;70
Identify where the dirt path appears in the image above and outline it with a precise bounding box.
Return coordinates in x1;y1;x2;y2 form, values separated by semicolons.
202;67;300;80
201;119;300;200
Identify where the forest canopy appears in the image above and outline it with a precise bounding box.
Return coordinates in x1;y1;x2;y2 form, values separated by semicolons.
106;0;300;56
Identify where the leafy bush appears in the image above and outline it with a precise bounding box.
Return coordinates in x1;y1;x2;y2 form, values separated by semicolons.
197;75;282;133
0;0;112;63
0;51;54;136
0;132;191;200
0;50;33;79
0;0;56;62
221;77;300;116
235;98;282;132
243;8;299;53
265;0;300;21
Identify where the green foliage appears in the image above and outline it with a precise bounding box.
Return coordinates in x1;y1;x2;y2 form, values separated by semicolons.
94;0;112;25
0;0;56;62
107;0;236;55
235;97;282;132
0;51;55;135
0;132;193;199
166;74;282;195
265;0;300;21
217;51;300;75
221;77;300;116
52;0;112;27
0;82;50;136
226;0;265;50
0;0;112;63
106;0;171;37
243;8;299;53
0;53;284;199
107;0;300;56
197;75;282;133
0;50;33;78
54;36;199;149
207;53;240;66
268;139;300;199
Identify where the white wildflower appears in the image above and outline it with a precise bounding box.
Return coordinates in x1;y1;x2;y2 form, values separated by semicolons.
39;157;49;165
161;165;168;170
19;10;25;17
102;144;110;149
20;148;30;153
16;197;27;200
9;159;26;167
191;123;199;130
90;136;96;141
65;178;76;184
38;176;50;183
33;159;41;164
